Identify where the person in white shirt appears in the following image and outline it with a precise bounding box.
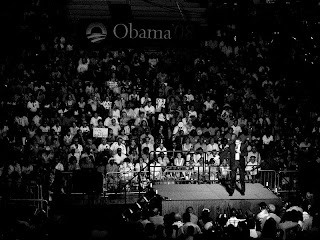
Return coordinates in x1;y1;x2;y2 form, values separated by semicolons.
40;122;50;134
158;152;170;167
134;111;147;126
237;115;248;128
141;136;154;154
186;151;201;167
158;108;170;124
98;138;110;152
32;111;42;127
155;142;167;156
144;101;155;116
108;118;121;136
257;202;269;223
150;159;162;180
100;96;112;111
140;92;151;106
70;138;83;162
90;112;102;127
134;157;147;173
27;96;40;113
128;89;140;103
123;105;135;119
111;105;121;119
173;122;188;136
110;137;126;155
63;130;74;146
245;156;260;182
262;132;274;145
103;116;112;127
185;89;194;102
15;114;29;127
188;105;197;119
231;123;242;136
77;57;90;73
114;148;127;165
80;121;90;134
148;54;158;68
52;121;62;135
246;145;261;166
206;138;220;152
119;158;134;181
204;96;215;111
207;149;220;166
226;209;246;227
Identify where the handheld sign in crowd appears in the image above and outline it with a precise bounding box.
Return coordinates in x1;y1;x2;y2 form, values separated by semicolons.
93;128;108;138
156;98;166;112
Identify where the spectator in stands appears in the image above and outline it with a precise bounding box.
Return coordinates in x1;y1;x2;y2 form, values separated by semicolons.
226;208;245;227
110;137;126;155
114;148;127;165
106;158;119;191
2;6;320;238
156;141;167;156
97;138;110;152
198;208;213;231
178;212;201;238
149;208;164;227
185;207;198;225
257;202;270;224
261;217;277;240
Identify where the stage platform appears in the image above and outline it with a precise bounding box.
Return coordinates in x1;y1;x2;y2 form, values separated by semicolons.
154;183;282;218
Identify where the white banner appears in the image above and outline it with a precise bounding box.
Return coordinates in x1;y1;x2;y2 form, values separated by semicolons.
93;128;108;138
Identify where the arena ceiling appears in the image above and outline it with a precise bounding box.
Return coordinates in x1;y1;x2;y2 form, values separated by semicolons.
67;0;208;26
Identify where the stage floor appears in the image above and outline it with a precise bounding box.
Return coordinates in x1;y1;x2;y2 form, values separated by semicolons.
153;183;281;217
154;183;277;200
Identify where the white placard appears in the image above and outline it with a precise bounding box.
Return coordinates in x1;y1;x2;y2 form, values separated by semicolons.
93;128;108;138
107;81;118;89
156;98;166;112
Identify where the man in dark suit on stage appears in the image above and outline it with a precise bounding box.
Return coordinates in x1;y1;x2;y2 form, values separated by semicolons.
227;138;248;196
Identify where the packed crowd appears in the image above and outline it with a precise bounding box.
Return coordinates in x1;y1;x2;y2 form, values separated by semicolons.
119;194;319;240
2;191;319;240
1;1;320;240
6;193;320;240
116;190;320;240
1;1;320;198
1;28;320;195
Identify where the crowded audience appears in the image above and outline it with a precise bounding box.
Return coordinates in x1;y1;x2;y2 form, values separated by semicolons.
1;19;320;196
1;0;320;240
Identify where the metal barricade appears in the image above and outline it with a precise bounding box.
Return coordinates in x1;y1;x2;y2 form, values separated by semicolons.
259;170;277;190
8;199;49;217
276;170;299;193
148;150;211;183
149;165;213;184
60;171;74;194
104;170;150;193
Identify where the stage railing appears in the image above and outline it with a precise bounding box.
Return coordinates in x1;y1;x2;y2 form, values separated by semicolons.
104;170;150;193
7;199;49;217
60;171;74;194
0;182;43;208
55;164;299;197
259;170;277;190
276;170;299;192
148;150;269;185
